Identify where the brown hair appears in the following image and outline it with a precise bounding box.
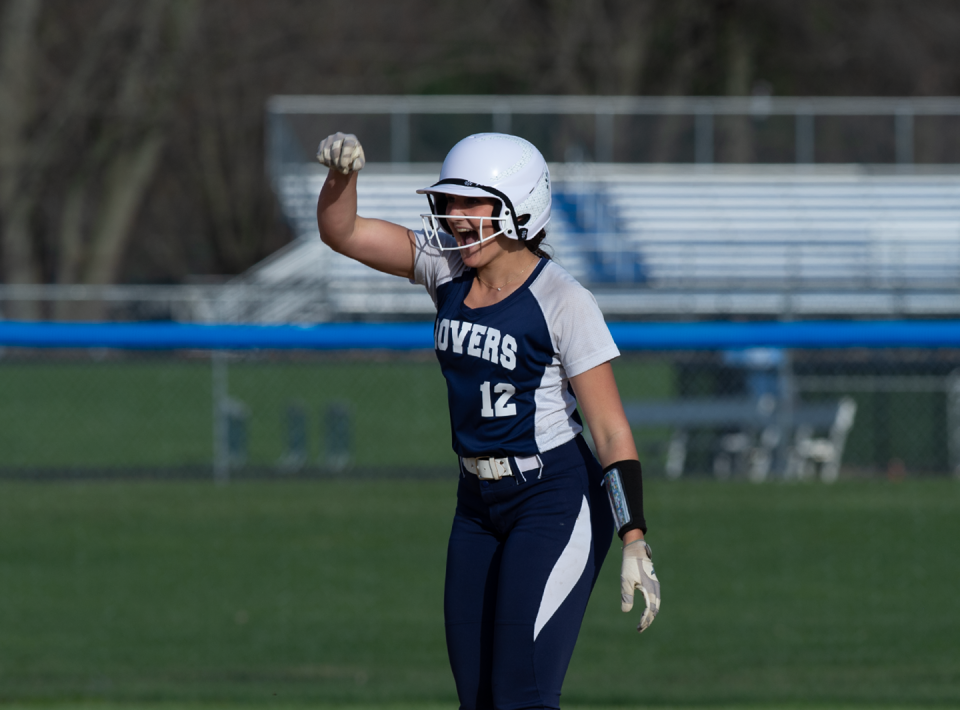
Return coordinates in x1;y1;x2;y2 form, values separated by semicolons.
524;229;551;260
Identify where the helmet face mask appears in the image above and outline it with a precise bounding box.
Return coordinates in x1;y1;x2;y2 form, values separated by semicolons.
417;133;551;250
420;213;511;252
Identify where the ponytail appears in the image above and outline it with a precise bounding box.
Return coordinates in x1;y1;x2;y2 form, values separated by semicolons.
524;229;551;260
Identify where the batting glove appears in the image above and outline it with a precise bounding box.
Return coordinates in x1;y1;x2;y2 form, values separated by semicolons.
621;539;660;633
316;132;366;174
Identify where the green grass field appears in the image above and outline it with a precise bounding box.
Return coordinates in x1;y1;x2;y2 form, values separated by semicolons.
1;478;958;709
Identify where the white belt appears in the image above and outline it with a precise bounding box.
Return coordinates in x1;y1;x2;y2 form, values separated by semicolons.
461;454;542;480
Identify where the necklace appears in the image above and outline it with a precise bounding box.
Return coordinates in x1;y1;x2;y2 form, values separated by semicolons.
476;262;530;292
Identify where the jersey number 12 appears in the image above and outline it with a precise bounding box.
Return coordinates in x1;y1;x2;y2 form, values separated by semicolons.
480;381;517;418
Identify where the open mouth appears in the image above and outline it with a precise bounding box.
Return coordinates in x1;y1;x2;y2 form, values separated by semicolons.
455;227;481;246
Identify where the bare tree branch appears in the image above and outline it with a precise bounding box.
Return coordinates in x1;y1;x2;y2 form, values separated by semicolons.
0;0;44;317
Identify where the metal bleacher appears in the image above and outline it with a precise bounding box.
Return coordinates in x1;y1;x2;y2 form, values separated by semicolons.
243;94;960;321
241;162;960;322
566;167;960;317
229;165;588;323
598;169;960;289
223;167;431;322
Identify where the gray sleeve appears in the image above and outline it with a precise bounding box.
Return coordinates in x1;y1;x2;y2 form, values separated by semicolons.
411;230;465;306
530;264;620;378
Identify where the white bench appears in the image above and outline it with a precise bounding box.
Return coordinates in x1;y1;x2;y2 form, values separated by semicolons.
623;395;857;482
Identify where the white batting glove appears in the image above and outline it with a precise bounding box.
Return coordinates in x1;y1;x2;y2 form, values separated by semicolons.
621;539;660;633
316;132;366;174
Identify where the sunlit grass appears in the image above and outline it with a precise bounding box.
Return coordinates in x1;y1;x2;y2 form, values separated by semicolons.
0;479;958;706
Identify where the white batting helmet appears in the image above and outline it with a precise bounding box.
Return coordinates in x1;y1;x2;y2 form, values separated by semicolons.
417;133;551;251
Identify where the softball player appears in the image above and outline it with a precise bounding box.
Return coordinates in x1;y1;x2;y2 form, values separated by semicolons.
316;132;660;710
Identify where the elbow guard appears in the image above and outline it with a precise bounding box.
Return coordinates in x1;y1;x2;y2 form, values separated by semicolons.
602;459;647;539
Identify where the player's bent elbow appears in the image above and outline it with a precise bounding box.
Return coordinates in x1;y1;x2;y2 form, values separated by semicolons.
316;218;355;255
317;225;341;252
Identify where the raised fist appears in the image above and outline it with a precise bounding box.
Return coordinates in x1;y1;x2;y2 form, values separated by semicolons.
316;132;366;175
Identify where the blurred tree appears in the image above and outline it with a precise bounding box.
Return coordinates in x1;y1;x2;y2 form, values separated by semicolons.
5;0;960;293
719;0;755;163
0;0;199;317
0;0;43;310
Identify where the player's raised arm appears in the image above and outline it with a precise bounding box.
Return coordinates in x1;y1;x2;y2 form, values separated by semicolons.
316;133;416;279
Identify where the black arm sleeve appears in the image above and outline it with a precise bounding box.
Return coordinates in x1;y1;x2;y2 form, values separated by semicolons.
602;459;647;538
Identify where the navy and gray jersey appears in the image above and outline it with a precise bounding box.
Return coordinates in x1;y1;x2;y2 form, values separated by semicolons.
411;231;620;458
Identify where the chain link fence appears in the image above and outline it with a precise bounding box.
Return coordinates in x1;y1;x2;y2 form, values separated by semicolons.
3;340;958;480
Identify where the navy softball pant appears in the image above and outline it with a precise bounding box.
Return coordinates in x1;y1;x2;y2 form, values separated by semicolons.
444;435;615;710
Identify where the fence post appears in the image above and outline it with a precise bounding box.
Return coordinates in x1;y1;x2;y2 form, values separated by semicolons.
775;347;797;478
212;350;229;483
492;103;512;134
280;400;308;472
795;109;815;164
947;370;960;478
895;108;914;168
324;401;352;471
391;110;410;163
695;108;714;164
595;110;614;163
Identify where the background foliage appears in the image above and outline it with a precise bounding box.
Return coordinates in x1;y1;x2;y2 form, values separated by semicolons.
3;0;960;290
